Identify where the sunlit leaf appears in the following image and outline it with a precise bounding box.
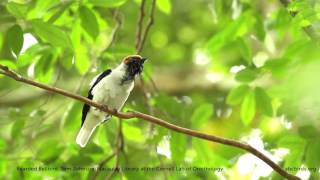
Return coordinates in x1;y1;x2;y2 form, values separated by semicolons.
75;44;90;74
79;6;99;40
191;103;213;128
227;85;250;105
27;0;60;19
123;122;144;143
206;12;254;53
235;68;258;83
34;51;56;83
255;87;273;116
89;0;127;7
278;135;306;167
157;0;171;14
31;19;73;49
0;60;17;70
254;15;265;41
7;24;24;56
6;2;29;18
237;37;252;64
241;90;256;125
264;58;290;77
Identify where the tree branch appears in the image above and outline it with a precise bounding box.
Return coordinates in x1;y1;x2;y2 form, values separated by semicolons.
136;0;157;54
0;65;300;180
135;0;146;51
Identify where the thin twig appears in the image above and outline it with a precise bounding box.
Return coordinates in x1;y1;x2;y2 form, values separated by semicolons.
90;153;116;180
135;0;146;51
136;0;157;54
0;65;301;180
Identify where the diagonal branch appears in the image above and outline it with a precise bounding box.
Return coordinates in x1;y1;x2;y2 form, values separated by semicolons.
0;65;300;180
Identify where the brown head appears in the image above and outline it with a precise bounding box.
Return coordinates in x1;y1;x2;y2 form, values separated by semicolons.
122;55;147;77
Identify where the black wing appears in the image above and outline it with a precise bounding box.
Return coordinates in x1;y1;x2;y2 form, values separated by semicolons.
81;69;112;126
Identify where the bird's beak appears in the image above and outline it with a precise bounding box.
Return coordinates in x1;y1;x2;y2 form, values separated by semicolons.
141;57;147;63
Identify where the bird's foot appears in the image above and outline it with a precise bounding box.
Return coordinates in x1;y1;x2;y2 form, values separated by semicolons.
101;105;109;111
111;108;118;115
101;105;117;115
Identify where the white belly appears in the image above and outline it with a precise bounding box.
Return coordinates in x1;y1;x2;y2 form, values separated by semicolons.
91;75;134;110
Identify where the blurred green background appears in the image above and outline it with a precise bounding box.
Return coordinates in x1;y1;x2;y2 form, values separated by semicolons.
0;0;320;179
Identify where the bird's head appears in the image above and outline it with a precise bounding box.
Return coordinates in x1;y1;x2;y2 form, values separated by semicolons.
122;55;147;77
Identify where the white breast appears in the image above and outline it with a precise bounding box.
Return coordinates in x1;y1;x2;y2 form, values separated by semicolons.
91;63;134;110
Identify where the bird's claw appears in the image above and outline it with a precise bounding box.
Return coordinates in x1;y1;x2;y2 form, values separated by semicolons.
101;105;109;111
111;108;118;115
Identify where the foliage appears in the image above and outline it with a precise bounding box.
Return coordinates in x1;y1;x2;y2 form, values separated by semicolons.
0;0;320;179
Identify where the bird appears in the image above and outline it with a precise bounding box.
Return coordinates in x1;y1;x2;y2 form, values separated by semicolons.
76;55;147;147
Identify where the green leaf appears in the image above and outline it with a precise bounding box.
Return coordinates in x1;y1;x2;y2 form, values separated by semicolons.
235;68;258;83
27;0;60;19
254;15;265;41
11;119;25;139
278;135;306;149
62;102;82;131
255;87;273;116
191;103;213;128
0;33;3;50
17;44;48;68
7;24;24;56
75;44;90;74
37;140;65;164
6;2;29;19
206;12;254;53
278;135;306;167
79;143;104;154
123;122;144;143
237;38;252;64
70;20;90;74
241;90;256;126
67;155;93;166
34;51;56;83
170;132;187;164
0;60;17;70
227;85;250;105
79;6;99;40
298;125;318;139
306;140;320;167
0;139;6;152
157;0;172;14
31;19;73;49
264;58;290;77
89;0;127;7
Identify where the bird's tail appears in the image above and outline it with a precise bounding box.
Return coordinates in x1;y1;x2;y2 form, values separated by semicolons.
76;124;97;148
